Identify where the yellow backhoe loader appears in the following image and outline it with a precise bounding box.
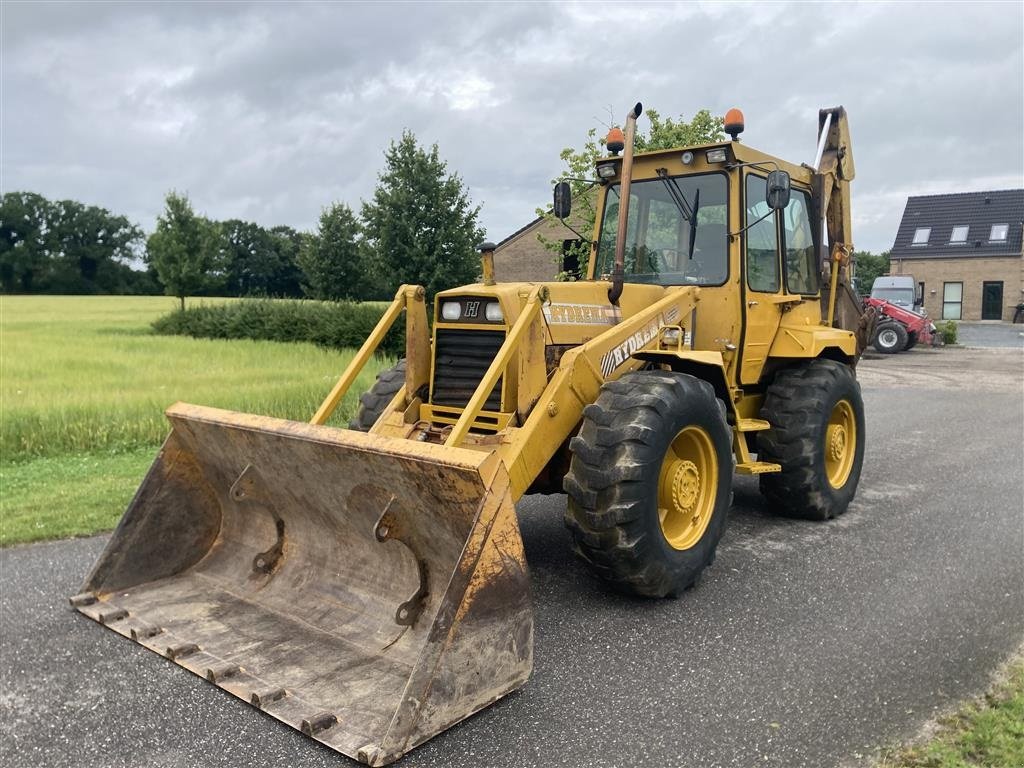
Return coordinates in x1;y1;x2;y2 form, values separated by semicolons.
72;104;872;765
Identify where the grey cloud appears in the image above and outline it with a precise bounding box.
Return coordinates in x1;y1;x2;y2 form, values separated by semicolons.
2;0;1021;254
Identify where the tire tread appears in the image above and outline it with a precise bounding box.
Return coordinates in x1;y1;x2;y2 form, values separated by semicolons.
564;371;733;597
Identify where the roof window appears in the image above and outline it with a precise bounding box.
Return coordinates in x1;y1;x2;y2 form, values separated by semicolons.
989;223;1008;242
911;227;931;246
949;225;968;244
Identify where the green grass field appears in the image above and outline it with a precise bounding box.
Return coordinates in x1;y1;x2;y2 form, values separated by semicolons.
1;295;389;545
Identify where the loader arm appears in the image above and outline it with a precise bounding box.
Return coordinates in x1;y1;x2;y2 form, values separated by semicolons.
311;284;430;426
495;287;700;499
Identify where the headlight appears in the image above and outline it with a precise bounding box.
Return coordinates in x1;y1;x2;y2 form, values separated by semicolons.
596;163;617;179
441;301;462;321
680;151;694;165
705;148;727;163
485;301;504;322
661;328;682;347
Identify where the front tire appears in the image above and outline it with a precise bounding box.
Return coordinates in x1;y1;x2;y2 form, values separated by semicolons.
873;322;907;354
757;359;865;521
350;359;406;431
564;371;733;598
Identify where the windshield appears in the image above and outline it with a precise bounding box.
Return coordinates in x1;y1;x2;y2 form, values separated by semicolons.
872;287;914;306
596;173;728;285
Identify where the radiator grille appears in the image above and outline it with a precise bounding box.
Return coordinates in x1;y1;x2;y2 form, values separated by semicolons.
431;329;504;411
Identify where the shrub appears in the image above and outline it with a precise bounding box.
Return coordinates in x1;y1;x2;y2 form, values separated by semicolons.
936;319;958;345
152;299;405;356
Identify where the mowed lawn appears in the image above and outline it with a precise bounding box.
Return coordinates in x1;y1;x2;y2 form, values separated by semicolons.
1;295;389;545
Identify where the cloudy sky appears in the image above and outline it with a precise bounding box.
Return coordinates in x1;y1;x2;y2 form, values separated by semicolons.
3;0;1022;253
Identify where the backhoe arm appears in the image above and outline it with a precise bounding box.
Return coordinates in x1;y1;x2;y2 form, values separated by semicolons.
812;106;873;355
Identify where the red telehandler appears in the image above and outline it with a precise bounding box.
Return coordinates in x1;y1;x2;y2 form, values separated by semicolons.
864;297;940;353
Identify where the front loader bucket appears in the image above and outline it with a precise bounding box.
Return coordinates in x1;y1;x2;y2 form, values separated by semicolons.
71;403;533;766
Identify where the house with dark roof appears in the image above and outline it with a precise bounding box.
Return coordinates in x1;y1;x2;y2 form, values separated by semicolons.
889;189;1023;321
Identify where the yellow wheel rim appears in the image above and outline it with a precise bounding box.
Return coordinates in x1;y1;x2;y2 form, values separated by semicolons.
825;399;856;489
658;426;718;550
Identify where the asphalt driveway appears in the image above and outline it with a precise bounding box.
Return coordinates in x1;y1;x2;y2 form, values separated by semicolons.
956;320;1024;348
2;347;1022;768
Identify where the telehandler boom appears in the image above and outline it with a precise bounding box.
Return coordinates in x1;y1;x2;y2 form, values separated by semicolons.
73;104;871;765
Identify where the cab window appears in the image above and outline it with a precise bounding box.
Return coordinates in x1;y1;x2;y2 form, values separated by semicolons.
783;191;818;295
596;173;728;286
745;174;779;293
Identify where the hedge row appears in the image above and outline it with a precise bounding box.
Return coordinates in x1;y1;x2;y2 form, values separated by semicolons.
151;299;405;356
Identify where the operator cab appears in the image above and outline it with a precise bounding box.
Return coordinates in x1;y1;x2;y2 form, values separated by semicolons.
595;172;729;286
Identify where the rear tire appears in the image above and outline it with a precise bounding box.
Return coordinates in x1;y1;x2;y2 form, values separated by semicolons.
873;322;907;354
350;359;406;431
564;371;733;598
757;360;865;521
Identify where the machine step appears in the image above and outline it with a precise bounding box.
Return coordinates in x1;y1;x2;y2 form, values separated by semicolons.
735;461;782;475
736;418;772;432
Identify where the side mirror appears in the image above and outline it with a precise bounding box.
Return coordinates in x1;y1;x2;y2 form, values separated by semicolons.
766;170;791;210
553;181;572;219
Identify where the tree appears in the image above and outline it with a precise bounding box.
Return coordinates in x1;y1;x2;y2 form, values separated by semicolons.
361;131;484;300
267;225;304;298
1;192;53;292
146;191;224;309
222;219;272;296
1;192;146;294
539;108;726;279
634;108;725;152
297;203;366;300
852;250;891;296
47;199;143;293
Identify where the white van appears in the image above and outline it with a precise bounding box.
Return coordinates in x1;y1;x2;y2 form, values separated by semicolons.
870;275;920;310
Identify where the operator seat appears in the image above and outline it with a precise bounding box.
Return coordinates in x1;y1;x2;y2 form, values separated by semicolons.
690;222;727;281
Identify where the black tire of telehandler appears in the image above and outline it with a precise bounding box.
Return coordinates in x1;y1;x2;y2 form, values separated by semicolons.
757;360;865;521
873;322;908;354
349;359;406;431
563;371;733;598
904;331;918;351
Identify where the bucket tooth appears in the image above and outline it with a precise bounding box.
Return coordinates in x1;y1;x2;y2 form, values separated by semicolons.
72;404;533;764
206;664;241;683
129;621;164;641
164;643;200;660
301;712;339;736
97;608;129;625
250;688;287;709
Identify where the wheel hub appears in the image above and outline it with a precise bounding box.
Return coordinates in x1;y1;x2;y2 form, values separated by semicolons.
828;423;847;462
658;426;718;551
671;460;700;513
824;399;856;489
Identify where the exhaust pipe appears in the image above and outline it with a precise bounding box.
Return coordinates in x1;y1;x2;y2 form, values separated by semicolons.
608;101;642;305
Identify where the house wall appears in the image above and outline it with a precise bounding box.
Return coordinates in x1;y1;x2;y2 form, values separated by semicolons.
890;255;1023;321
493;218;580;283
493;229;556;283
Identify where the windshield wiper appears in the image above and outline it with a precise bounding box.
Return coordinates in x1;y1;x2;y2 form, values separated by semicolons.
656;169;694;222
656;169;701;260
687;187;700;261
